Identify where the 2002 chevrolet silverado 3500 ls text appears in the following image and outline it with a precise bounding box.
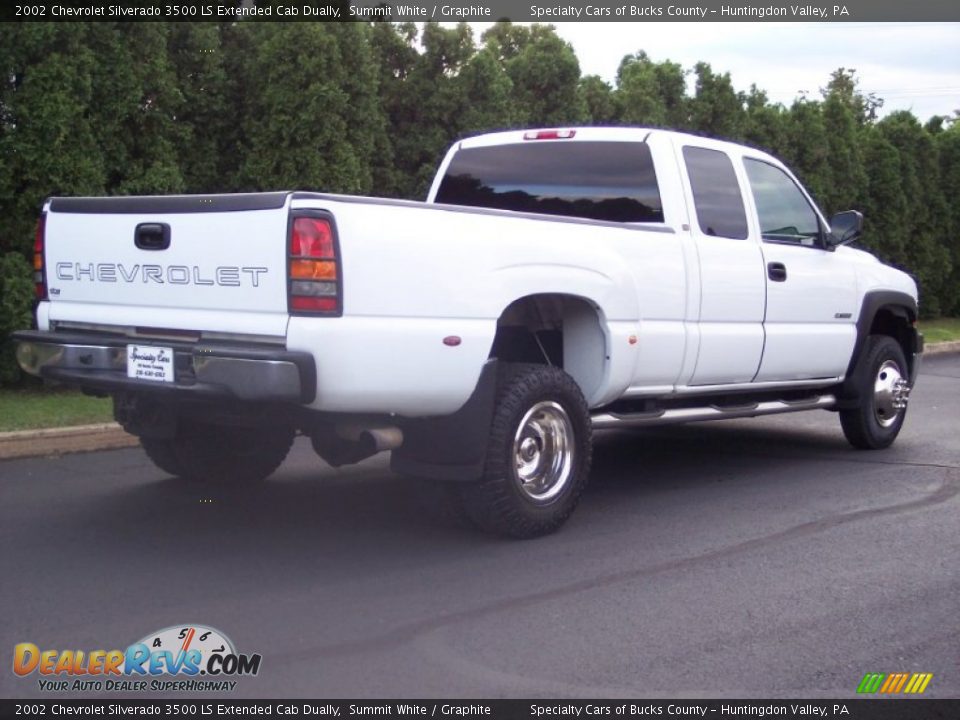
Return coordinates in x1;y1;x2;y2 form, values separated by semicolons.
15;127;923;538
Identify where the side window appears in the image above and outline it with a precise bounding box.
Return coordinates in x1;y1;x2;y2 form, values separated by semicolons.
682;146;749;240
744;158;822;246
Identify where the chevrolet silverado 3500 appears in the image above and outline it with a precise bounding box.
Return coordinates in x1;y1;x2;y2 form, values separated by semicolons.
15;127;922;538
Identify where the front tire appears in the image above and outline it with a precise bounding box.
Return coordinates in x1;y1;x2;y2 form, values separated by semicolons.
840;335;911;450
460;364;592;539
141;421;295;482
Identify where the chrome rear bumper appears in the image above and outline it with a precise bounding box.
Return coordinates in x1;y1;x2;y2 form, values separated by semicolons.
13;330;316;404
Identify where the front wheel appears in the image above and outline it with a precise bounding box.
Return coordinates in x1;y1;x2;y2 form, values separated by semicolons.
141;421;295;482
840;335;911;450
459;363;592;539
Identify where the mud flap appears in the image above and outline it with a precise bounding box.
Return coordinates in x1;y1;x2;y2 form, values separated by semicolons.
391;360;499;482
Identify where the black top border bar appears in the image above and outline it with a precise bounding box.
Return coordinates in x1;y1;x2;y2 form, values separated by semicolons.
1;699;959;720
5;0;960;22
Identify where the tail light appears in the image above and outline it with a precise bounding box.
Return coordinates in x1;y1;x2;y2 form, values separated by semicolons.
288;214;341;315
34;213;47;300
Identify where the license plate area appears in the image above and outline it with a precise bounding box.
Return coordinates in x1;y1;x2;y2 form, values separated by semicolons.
126;344;174;383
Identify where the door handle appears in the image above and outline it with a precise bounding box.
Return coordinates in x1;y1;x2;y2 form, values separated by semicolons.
135;223;171;251
767;262;787;282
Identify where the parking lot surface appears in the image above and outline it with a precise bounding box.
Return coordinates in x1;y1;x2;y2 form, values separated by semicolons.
1;354;957;698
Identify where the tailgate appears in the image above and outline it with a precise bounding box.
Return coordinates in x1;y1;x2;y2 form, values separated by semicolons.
43;192;292;337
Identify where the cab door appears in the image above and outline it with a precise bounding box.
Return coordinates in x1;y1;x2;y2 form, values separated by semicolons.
740;157;858;381
677;143;766;385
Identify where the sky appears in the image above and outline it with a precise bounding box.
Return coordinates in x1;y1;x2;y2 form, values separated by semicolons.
454;22;960;121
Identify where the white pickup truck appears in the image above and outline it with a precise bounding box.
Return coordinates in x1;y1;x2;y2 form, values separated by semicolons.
15;127;922;538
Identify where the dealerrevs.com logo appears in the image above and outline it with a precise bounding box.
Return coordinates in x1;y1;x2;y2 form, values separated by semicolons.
13;624;261;692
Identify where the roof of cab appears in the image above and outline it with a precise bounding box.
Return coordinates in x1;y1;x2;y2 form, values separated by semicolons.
456;125;782;168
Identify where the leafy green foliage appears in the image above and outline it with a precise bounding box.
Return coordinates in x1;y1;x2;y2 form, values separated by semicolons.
821;82;867;214
935;123;960;315
578;75;617;125
875;112;952;316
616;51;672;126
0;253;34;386
688;62;744;139
741;86;787;155
492;24;587;127
0;24;106;257
859;126;910;272
232;23;385;194
168;22;233;193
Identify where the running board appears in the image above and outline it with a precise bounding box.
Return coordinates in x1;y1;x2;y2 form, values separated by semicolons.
591;394;837;429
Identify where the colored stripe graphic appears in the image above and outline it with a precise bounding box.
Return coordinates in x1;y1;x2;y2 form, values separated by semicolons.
879;673;898;693
904;673;934;694
857;672;933;694
889;673;909;693
857;673;885;693
904;674;920;694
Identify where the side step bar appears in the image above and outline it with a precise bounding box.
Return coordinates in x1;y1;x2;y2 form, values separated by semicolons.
591;394;836;429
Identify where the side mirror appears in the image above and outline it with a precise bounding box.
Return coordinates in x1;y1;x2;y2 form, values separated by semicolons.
827;210;863;248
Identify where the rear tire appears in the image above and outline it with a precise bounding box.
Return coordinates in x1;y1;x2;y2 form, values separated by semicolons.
459;363;592;539
840;335;910;450
141;421;295;482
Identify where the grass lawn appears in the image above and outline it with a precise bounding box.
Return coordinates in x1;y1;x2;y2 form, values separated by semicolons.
918;317;960;344
0;387;113;433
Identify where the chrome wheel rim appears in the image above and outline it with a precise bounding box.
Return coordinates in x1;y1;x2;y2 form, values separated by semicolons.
512;401;574;504
873;359;908;428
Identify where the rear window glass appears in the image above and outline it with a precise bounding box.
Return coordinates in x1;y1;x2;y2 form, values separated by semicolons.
434;141;664;223
682;146;749;240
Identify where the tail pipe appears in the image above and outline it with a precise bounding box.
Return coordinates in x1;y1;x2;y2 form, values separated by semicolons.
311;424;404;468
359;427;404;454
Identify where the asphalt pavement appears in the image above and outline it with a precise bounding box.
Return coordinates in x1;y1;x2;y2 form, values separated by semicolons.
1;354;957;699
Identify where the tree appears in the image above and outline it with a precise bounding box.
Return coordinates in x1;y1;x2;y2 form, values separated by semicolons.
456;47;516;136
820;67;883;124
380;22;481;198
367;21;418;196
0;24;105;257
935;122;960;314
0;252;34;385
741;85;787;156
877;112;951;316
611;52;689;129
614;52;668;126
821;75;867;214
579;75;618;125
232;23;385;195
484;23;586;127
688;62;744;140
858;126;909;270
86;23;185;195
167;22;233;193
782;98;833;211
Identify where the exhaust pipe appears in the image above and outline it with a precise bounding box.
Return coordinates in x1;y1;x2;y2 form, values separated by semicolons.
311;424;404;467
358;427;403;453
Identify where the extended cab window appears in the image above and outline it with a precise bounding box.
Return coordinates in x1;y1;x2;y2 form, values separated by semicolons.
744;158;822;246
682;146;749;240
434;141;664;223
